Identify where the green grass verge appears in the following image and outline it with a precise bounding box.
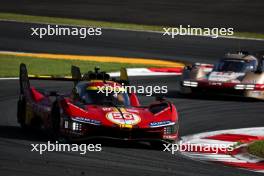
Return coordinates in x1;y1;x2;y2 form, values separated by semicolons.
0;12;163;32
0;54;157;77
247;140;264;158
0;12;264;40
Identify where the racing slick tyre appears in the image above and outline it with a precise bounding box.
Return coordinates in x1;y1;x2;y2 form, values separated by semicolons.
51;102;69;143
51;103;61;135
17;96;28;129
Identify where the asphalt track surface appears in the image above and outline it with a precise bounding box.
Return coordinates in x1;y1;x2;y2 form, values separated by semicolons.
0;21;264;176
1;0;264;33
1;21;264;64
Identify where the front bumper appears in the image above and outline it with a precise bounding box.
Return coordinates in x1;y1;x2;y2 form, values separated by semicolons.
61;121;178;143
181;80;264;99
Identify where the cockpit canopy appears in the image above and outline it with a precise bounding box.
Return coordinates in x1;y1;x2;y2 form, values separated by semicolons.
75;81;130;106
213;58;258;73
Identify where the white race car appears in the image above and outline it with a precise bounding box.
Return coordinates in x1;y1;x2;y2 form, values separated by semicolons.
180;51;264;100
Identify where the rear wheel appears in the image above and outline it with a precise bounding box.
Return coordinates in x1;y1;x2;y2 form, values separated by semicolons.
17;96;28;129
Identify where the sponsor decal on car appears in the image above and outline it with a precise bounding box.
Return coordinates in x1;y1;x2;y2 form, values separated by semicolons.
106;112;141;125
102;107;112;111
149;120;175;127
126;108;139;113
72;117;101;125
243;80;257;84
208;72;245;82
209;82;222;86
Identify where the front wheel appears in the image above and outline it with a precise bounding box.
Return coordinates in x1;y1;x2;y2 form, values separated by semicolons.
50;102;67;142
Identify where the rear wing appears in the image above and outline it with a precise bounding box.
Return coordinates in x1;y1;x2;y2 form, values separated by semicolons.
119;67;130;85
19;63;79;95
19;63;130;92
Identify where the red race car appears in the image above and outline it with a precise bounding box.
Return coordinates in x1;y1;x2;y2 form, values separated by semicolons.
17;64;179;145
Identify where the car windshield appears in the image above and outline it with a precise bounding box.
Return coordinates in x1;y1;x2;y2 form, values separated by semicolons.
213;59;257;72
76;83;130;106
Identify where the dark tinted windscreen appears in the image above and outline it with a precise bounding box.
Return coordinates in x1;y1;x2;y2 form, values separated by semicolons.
214;59;257;72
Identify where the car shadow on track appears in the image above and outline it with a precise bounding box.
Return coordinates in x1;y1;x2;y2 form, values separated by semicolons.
0;125;161;150
0;125;50;142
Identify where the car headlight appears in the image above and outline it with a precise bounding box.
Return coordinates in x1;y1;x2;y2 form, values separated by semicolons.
183;81;198;87
63;120;82;131
72;122;82;131
164;123;179;135
234;84;255;90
